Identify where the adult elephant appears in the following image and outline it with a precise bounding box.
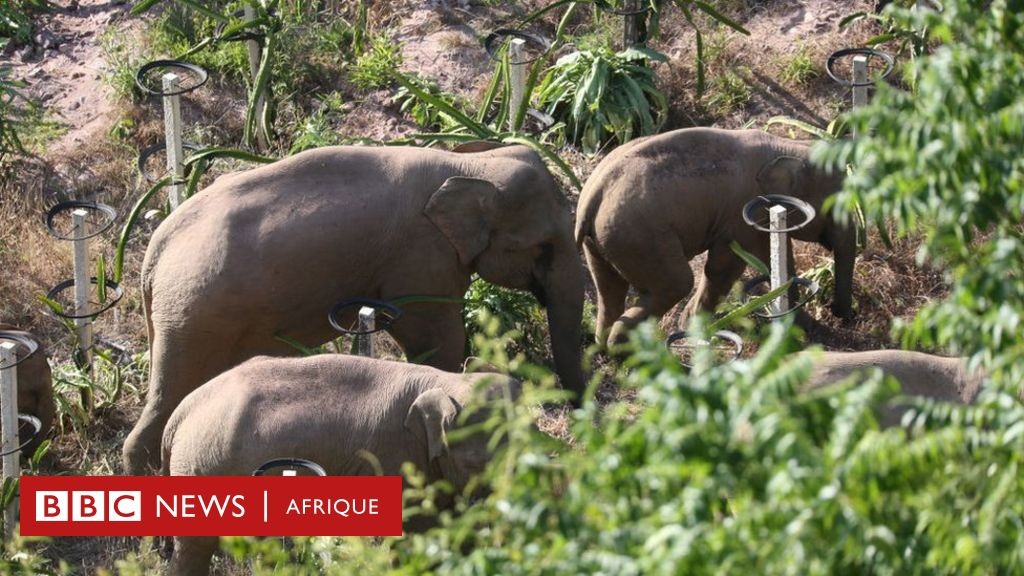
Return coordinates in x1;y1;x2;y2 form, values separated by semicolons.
123;144;585;474
575;127;855;347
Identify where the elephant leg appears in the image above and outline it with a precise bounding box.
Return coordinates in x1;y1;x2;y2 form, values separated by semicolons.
583;239;629;348
389;305;466;371
123;327;248;474
606;237;694;346
169;536;218;576
680;242;752;325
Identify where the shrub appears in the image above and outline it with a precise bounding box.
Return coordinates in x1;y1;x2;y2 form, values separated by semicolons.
210;318;1024;574
536;46;668;155
816;0;1024;391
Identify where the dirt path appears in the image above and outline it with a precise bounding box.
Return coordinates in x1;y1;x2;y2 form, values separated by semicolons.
3;0;131;157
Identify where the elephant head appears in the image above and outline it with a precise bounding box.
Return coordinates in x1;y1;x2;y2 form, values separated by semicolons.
424;161;586;398
756;154;855;319
404;376;521;492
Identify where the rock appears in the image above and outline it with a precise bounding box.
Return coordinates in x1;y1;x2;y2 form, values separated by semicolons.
69;100;81;111
33;30;62;50
29;68;46;79
71;71;84;79
18;45;36;63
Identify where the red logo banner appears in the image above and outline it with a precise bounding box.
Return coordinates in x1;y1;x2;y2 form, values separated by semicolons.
20;476;403;536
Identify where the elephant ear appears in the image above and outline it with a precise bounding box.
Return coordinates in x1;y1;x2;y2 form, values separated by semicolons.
756;155;807;196
424;177;498;267
404;388;462;463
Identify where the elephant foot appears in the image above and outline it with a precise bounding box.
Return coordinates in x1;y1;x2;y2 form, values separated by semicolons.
122;430;162;475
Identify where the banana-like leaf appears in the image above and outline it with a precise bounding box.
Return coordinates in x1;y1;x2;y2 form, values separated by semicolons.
96;254;107;304
502;134;582;190
765;116;831;140
692;1;750;35
274;334;323;356
709;281;791;331
395;74;492;138
114;176;172;283
730;240;770;275
183;147;278;166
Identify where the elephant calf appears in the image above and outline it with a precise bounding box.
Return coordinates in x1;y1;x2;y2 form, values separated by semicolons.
576;127;855;347
803;350;984;426
162;354;520;576
0;324;55;455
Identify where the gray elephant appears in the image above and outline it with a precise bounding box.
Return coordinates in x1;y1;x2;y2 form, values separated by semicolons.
0;324;55;455
575;127;855;347
123;144;585;474
804;350;984;427
162;354;519;575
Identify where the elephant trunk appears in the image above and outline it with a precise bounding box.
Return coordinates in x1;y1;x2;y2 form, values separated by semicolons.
535;242;587;404
828;219;856;319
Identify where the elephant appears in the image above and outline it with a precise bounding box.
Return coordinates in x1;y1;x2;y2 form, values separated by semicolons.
575;127;855;347
803;350;984;427
162;354;520;575
123;144;585;474
0;324;55;455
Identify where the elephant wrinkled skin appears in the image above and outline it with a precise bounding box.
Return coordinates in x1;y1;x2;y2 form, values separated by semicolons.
575;127;856;347
123;144;585;474
162;354;520;575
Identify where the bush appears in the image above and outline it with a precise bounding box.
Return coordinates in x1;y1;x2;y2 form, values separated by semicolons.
815;0;1024;392
209;318;1024;574
536;46;668;155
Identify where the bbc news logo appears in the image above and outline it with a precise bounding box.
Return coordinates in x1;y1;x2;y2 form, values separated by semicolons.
36;491;142;522
20;476;402;537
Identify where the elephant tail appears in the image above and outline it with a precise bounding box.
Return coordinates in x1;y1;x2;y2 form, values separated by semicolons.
160;411;179;477
574;187;602;249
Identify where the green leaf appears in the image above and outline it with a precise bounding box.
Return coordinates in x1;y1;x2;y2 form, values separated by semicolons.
114;176;172;283
730;240;770;275
502;135;582;191
96;254;107;304
394;74;492;138
765;116;831;140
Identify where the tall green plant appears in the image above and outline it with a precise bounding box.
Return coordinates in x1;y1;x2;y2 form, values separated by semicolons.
0;66;28;164
536;46;668;155
131;0;282;149
520;0;750;95
394;73;582;190
0;0;48;47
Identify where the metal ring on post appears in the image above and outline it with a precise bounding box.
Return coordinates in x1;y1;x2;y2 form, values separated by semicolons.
741;276;821;319
45;278;124;319
137;142;202;183
0;332;39;371
484;29;552;64
0;415;42;457
742;195;816;233
44;201;117;240
135;60;210;97
328;298;402;336
665;330;743;368
825;47;895;87
252;457;327;476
